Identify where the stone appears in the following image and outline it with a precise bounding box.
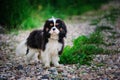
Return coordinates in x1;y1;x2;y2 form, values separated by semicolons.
15;65;24;70
48;67;56;73
0;76;7;80
41;74;49;80
57;68;64;73
62;72;68;77
103;78;109;80
71;78;81;80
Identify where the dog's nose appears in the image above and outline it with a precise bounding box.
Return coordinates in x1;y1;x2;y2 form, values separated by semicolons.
53;28;56;31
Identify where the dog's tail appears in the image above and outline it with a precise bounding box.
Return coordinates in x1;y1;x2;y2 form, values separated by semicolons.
16;40;28;57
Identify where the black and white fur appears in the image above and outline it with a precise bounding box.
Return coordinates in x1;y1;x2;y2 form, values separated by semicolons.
16;17;67;67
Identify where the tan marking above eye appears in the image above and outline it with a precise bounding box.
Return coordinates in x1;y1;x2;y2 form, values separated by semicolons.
50;23;53;26
55;23;59;26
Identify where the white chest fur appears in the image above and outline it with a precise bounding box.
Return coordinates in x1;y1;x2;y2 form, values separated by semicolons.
41;39;62;67
46;39;62;54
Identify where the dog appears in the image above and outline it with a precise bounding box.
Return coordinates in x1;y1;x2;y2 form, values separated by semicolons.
16;17;67;67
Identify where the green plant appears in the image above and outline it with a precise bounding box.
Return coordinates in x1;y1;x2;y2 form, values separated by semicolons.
90;19;100;25
20;11;42;30
0;0;32;29
0;0;110;31
60;6;120;65
103;8;120;24
60;32;104;65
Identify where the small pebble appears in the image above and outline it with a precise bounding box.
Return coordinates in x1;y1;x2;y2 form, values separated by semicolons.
15;65;23;70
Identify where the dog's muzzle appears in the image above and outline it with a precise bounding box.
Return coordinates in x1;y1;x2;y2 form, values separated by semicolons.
49;27;60;35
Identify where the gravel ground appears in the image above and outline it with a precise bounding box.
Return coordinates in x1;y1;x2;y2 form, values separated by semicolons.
0;19;96;80
0;1;120;80
0;19;120;80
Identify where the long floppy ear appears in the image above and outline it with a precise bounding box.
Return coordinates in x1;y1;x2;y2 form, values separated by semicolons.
61;20;67;37
57;19;67;39
43;20;50;38
43;20;49;33
58;19;67;38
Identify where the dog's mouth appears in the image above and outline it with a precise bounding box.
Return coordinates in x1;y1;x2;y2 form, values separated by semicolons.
49;27;59;35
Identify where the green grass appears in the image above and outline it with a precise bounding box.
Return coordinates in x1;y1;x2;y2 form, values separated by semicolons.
20;11;42;30
60;6;120;65
60;31;104;65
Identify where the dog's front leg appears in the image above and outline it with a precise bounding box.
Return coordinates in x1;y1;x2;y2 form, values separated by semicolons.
52;53;60;67
41;51;50;68
44;54;50;68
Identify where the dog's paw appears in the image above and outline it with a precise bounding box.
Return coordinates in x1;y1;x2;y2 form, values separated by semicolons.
55;64;64;68
44;64;50;69
54;63;63;68
25;60;29;65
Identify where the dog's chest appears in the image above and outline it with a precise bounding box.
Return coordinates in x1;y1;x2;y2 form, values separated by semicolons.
45;39;62;53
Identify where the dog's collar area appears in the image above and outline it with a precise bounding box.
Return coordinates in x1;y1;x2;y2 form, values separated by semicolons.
49;37;59;40
49;35;59;40
49;34;59;40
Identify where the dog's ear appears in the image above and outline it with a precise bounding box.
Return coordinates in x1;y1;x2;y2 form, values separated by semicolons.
59;19;67;38
43;20;49;33
61;20;67;37
43;20;50;38
57;19;67;39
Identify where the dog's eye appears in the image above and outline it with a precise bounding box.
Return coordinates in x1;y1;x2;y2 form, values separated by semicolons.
50;23;53;26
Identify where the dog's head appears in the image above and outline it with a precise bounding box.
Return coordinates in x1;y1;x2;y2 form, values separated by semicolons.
43;17;67;39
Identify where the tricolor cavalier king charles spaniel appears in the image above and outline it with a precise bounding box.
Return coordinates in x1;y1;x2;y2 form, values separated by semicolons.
16;17;67;68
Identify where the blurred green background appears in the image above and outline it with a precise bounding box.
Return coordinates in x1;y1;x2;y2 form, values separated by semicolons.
0;0;110;30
